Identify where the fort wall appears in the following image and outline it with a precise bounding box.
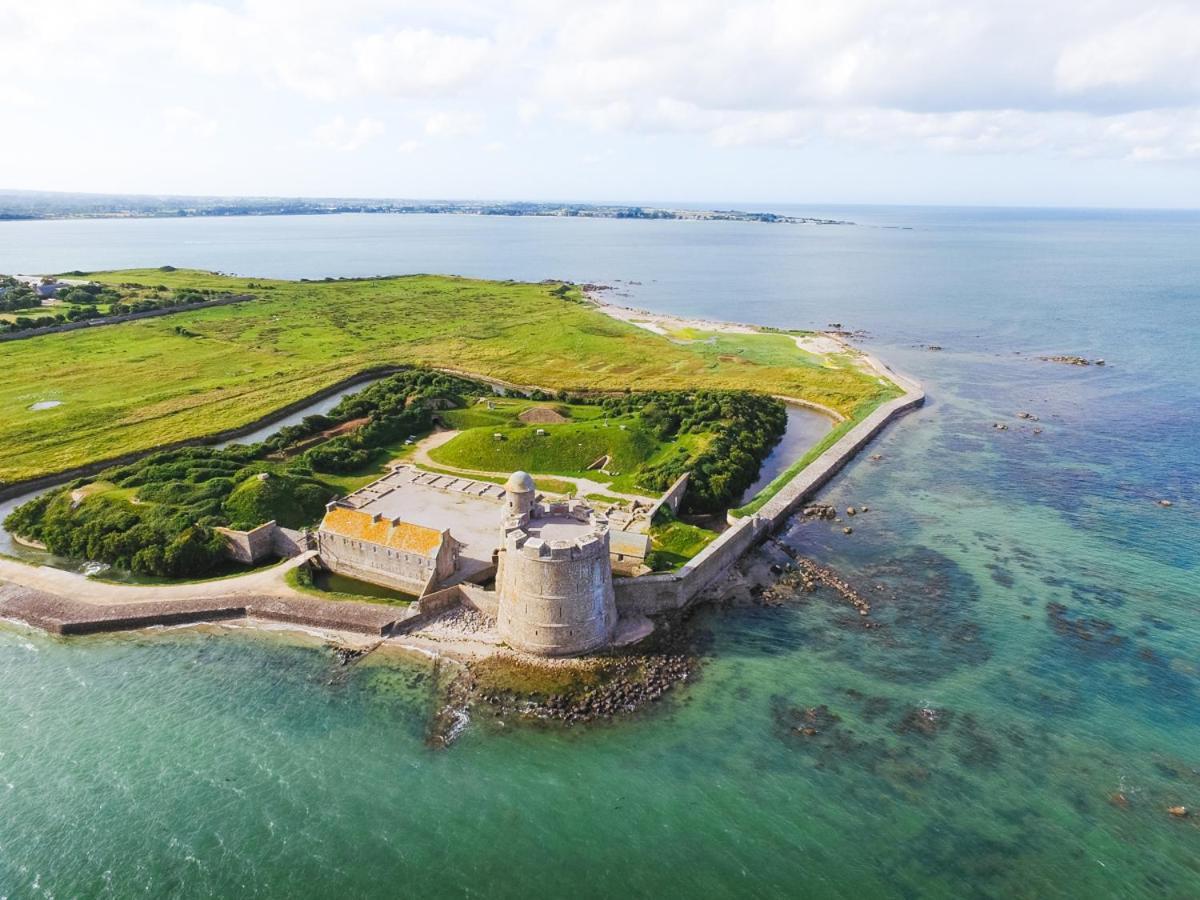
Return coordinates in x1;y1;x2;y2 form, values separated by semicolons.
643;472;690;522
613;514;770;616
214;521;278;564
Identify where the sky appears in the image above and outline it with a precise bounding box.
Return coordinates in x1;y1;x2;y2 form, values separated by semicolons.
2;0;1199;208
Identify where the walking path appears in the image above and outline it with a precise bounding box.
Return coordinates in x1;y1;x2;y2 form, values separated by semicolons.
0;552;311;606
0;550;409;637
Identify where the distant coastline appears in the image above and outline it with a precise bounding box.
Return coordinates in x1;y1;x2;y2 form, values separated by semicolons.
0;190;853;226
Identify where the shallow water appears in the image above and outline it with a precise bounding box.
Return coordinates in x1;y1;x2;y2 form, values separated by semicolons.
1;207;1198;898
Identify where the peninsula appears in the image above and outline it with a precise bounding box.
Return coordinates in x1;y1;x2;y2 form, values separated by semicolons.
0;190;852;225
0;268;921;725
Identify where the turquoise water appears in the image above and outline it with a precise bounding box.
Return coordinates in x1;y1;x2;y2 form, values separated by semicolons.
1;208;1199;897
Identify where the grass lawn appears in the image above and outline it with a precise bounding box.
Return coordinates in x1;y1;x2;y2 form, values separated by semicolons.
0;269;893;485
647;517;719;571
440;398;606;430
429;417;658;479
285;566;414;607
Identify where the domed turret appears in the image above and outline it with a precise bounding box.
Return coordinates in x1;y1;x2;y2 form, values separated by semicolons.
504;470;536;518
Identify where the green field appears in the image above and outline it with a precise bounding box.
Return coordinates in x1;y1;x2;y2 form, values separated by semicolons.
431;419;657;477
0;269;895;485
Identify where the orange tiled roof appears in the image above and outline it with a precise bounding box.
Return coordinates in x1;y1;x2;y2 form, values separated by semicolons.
320;506;444;557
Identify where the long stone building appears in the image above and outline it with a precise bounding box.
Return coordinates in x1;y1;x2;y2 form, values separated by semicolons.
316;506;460;595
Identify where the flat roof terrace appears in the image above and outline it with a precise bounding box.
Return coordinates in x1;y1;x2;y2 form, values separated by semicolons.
530;518;594;545
347;466;506;584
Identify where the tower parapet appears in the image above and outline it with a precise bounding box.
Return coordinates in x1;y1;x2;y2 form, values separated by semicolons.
496;495;618;656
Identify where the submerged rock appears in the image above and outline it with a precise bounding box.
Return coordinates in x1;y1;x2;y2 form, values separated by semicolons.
894;706;952;737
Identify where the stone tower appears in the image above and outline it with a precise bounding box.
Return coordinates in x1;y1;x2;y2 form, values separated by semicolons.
504;470;536;520
495;494;618;656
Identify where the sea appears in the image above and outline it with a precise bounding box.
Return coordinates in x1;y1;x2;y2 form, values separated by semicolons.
0;207;1197;898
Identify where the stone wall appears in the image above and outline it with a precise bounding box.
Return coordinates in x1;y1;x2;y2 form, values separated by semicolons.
752;363;925;528
272;526;311;558
215;521;279;564
613;515;770;616
215;522;312;564
643;472;690;522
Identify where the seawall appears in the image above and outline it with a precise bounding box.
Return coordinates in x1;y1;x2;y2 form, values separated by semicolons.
0;582;404;637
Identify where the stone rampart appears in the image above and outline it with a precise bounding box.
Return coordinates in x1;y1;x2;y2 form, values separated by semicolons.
216;520;279;564
643;472;690;522
0;582;403;637
613;515;770;616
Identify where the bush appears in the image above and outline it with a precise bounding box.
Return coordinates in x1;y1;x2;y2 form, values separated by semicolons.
602;390;786;512
222;472;332;529
3;366;490;578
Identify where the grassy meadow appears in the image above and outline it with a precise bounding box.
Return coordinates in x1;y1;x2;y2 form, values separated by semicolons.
0;269;894;485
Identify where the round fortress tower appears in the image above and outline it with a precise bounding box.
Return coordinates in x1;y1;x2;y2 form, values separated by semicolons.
496;488;618;657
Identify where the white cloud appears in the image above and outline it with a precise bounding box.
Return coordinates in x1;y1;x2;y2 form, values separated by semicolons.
4;0;1200;202
313;116;386;151
517;99;541;124
424;111;484;138
1055;5;1200;104
355;29;494;96
163;106;218;139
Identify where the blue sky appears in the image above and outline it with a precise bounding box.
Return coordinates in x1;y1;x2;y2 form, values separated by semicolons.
2;0;1199;208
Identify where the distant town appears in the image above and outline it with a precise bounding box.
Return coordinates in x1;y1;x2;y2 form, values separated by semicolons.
0;189;853;226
